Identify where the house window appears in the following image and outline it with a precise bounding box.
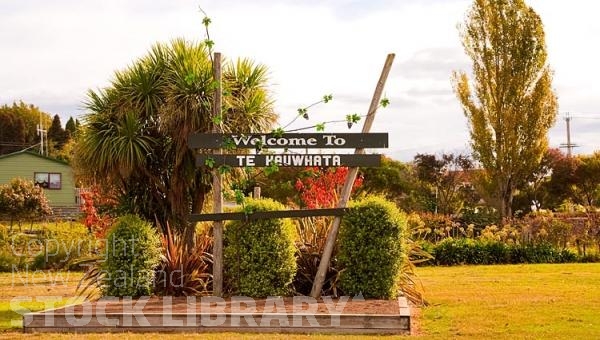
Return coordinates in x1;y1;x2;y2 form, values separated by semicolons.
34;172;62;189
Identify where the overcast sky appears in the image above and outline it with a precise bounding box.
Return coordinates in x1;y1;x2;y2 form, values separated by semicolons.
1;0;599;160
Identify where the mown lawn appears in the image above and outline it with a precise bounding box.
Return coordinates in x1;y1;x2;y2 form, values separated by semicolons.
1;263;599;339
416;263;600;339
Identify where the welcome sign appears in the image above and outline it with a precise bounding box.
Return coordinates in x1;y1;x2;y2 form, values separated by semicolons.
190;132;387;167
196;154;382;167
188;133;388;149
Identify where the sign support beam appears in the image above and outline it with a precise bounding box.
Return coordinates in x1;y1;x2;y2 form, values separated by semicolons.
211;52;224;297
310;53;395;298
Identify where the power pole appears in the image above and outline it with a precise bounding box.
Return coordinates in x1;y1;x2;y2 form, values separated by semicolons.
37;113;47;156
560;112;578;157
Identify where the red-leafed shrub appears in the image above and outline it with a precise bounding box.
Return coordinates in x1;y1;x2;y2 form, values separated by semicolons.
80;188;112;238
294;167;363;209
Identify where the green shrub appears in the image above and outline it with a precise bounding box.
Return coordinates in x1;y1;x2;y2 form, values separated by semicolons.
29;222;96;270
432;238;578;265
31;247;69;270
224;198;297;297
433;238;472;265
102;215;161;297
578;253;600;263
338;196;407;299
508;242;569;264
0;247;26;271
484;241;511;264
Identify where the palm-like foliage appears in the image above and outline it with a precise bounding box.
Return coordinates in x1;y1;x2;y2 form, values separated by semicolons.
76;39;277;240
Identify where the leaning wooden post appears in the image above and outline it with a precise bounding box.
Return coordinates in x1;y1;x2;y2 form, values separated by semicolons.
310;53;395;298
212;52;224;297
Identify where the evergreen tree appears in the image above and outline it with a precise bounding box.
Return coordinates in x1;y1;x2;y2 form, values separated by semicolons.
65;116;77;137
47;114;69;150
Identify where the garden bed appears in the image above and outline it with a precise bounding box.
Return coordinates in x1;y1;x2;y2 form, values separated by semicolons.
23;296;410;334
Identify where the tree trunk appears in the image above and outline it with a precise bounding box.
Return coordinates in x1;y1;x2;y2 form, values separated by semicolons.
498;177;513;222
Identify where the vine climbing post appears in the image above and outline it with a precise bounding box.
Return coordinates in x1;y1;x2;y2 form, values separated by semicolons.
310;53;395;298
212;52;224;297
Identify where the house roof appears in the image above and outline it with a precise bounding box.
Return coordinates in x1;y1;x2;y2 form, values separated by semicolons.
0;150;70;166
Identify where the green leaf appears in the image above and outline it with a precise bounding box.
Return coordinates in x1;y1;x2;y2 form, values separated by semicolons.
184;73;196;85
222;137;236;150
242;203;254;214
255;140;264;152
272;127;284;138
380;97;390;108
218;165;231;175
209;80;219;90
205;39;215;49
316;123;326;132
234;189;245;205
204;157;215;168
346;113;361;124
323;94;333;103
202;16;211;27
265;161;279;176
297;107;308;119
212;115;223;125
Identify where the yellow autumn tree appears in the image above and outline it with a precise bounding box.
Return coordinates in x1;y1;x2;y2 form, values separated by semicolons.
452;0;558;219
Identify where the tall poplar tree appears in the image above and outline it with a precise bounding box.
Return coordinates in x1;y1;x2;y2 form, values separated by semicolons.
452;0;558;219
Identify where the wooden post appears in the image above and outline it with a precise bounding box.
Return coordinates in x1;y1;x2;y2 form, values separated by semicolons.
212;52;224;297
310;54;395;298
253;186;261;199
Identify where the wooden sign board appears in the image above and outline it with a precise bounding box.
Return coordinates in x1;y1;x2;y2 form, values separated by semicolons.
188;133;388;149
197;154;382;167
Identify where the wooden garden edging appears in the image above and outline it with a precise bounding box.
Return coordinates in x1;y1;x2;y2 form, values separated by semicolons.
23;297;411;334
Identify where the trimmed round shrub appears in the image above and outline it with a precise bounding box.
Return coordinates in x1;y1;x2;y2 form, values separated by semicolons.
339;196;407;299
224;198;297;297
102;215;161;297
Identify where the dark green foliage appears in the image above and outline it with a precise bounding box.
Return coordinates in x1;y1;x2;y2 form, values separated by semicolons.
293;217;343;297
431;238;579;265
578;253;600;263
0;248;26;272
65;116;78;137
338;196;407;299
258;167;303;206
31;247;69;270
433;238;509;265
102;215;161;297
358;157;411;200
224;199;297;297
48;114;69;150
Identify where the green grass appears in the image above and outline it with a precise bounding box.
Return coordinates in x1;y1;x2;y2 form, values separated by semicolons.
0;270;82;330
1;264;599;339
415;263;600;339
